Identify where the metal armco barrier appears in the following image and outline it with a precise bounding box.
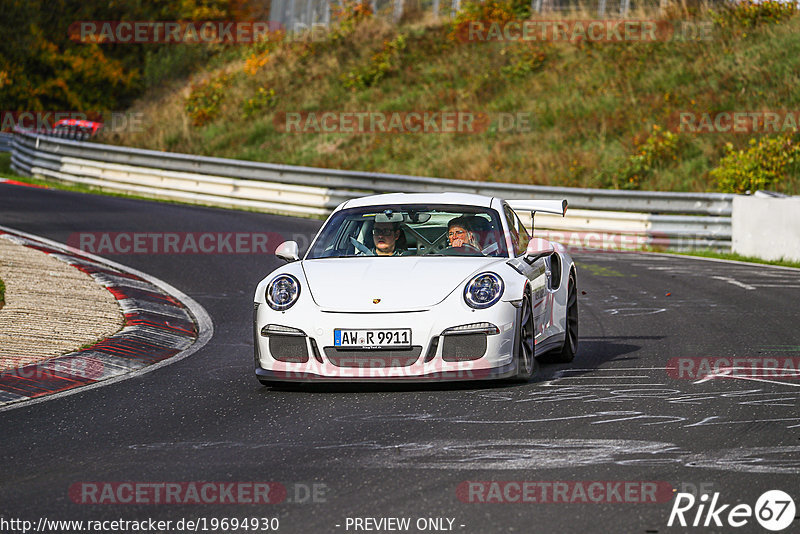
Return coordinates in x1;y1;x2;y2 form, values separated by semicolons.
10;130;733;250
0;132;13;152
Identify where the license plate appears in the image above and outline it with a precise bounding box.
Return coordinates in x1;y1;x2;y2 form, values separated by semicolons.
334;329;411;349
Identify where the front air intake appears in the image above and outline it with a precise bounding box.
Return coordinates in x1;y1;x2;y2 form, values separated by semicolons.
441;334;487;361
269;336;309;363
323;347;422;368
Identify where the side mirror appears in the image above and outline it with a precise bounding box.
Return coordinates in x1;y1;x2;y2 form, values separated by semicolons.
275;241;300;262
524;238;554;264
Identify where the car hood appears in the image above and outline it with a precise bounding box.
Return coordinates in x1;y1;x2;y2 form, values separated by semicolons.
302;257;499;312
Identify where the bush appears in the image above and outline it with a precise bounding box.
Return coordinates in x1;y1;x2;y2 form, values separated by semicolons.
711;134;800;193
331;0;374;42
500;43;548;78
616;126;682;189
342;34;407;90
244;50;271;76
713;0;797;29
453;0;529;26
450;0;523;42
242;87;277;118
185;73;231;126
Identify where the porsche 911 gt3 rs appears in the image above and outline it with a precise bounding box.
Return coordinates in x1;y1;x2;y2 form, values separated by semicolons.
253;192;578;382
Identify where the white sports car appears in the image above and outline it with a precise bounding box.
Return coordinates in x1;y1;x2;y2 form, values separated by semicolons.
253;193;578;383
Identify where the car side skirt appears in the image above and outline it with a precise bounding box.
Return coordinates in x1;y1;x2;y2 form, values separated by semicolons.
535;332;566;357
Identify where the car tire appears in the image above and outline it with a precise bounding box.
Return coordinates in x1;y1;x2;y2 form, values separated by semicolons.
512;292;536;381
544;271;578;363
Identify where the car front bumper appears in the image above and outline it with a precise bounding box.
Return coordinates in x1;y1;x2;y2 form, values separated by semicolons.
253;300;519;382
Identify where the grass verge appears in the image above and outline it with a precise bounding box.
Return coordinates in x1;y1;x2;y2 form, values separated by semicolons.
660;249;800;269
0;153;15;178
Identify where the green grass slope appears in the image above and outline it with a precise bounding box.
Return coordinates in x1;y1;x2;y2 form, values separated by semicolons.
107;1;800;193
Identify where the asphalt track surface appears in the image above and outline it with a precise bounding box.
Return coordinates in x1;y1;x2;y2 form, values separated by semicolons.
1;183;799;534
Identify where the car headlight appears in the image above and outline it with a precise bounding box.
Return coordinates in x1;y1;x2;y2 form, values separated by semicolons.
464;272;504;309
266;274;301;311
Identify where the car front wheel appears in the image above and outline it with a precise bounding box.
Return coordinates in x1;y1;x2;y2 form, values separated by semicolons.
512;292;536;381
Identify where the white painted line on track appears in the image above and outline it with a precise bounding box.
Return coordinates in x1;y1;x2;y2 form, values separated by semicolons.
694;369;800;388
712;275;757;290
547;376;667;381
560;367;672;371
537;386;667;389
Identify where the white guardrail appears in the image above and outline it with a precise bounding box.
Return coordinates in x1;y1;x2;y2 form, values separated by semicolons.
0;132;13;152
9;129;734;251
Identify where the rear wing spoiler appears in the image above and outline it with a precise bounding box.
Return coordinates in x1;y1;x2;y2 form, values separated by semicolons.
506;199;568;234
506;199;568;217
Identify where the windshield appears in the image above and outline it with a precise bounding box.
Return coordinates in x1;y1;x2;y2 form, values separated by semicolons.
307;204;509;259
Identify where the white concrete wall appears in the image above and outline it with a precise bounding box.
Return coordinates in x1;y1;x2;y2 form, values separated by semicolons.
732;195;800;262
